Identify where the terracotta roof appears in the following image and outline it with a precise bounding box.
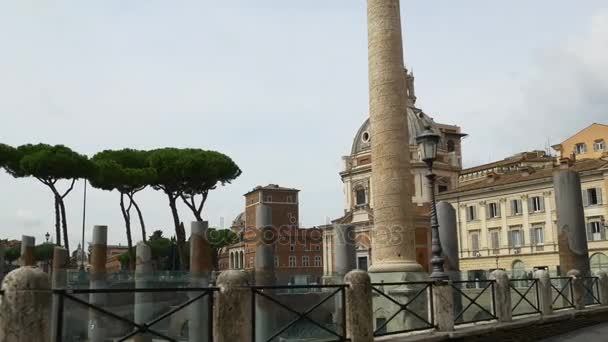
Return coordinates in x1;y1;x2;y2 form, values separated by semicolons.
443;159;608;195
243;184;300;195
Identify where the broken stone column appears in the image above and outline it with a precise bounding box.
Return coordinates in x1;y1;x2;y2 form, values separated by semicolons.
215;270;251;342
367;0;422;275
345;270;373;342
51;247;69;340
0;267;51;342
568;269;585;310
597;271;608;306
534;269;553;316
553;170;591;275
437;202;460;276
89;225;108;342
20;235;35;267
433;281;454;332
189;221;212;342
334;224;356;279
254;205;276;342
491;270;512;323
134;242;153;342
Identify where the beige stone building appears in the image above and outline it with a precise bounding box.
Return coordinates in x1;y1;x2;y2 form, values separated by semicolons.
438;124;608;278
552;123;608;160
322;71;466;275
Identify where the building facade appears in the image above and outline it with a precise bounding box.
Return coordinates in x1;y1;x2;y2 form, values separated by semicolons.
552;123;608;160
218;184;323;284
322;70;466;275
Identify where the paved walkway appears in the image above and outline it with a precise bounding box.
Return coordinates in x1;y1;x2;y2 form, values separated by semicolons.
540;322;608;341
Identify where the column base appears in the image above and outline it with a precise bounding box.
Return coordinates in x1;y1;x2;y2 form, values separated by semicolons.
368;260;423;274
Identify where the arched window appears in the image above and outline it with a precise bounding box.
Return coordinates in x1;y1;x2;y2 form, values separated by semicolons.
447;140;456;152
512;260;526;277
240;251;244;269
590;253;608;274
230;253;234;269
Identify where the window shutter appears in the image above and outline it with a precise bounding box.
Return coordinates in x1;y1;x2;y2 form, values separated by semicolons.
586;223;593;241
601;223;606;241
539;197;545;212
508;231;513;248
472;206;477;220
521;230;525;246
497;203;501;217
528;198;534;213
597;188;603;205
530;228;536;246
510;200;515;216
583;190;590;207
486;204;491;219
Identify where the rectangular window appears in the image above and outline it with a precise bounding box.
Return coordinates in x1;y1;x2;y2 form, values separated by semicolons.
357;256;368;271
585;188;603;206
531;226;544;245
470;233;480;252
264;195;272;202
487;202;500;219
594;140;605;152
509;229;523;248
511;199;522;216
286;195;293;203
587;221;605;241
467;205;477;222
302;256;310;267
490;230;500;250
355;189;366;205
314;245;321;251
290;244;295;252
575;143;587;154
288;256;296;267
529;196;545;213
314;256;322;267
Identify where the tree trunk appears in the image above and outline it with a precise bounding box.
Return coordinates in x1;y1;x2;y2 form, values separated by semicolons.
58;198;70;255
168;194;187;270
130;195;147;242
54;196;61;246
120;193;135;270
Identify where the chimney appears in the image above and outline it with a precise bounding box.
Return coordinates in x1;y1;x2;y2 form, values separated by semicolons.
559;157;574;169
486;172;500;183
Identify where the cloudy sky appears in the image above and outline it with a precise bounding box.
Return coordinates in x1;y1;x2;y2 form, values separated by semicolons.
1;1;607;249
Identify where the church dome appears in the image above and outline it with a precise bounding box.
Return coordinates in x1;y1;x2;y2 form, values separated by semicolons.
351;106;440;155
232;212;246;227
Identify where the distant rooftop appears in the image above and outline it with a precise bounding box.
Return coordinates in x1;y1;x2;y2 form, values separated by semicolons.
244;184;300;196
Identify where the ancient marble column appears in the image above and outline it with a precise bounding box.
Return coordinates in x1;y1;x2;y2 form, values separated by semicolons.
89;225;108;342
134;242;153;342
254;205;276;342
367;0;421;274
190;221;212;342
437;202;460;276
334;224;357;279
553;169;591;275
20;235;35;267
51;247;69;340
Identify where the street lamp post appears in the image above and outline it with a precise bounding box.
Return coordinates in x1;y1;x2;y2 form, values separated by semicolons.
416;126;448;280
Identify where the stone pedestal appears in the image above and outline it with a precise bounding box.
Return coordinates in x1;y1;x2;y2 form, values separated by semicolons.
367;0;422;274
535;270;553;316
345;270;374;342
215;271;251;342
89;225;108;342
597;271;608;306
432;281;454;332
568;269;585;310
51;247;69;340
0;267;51;342
491;270;512;323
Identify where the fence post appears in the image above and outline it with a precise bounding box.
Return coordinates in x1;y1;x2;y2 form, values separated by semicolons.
20;235;35;267
51;247;69;341
89;225;108;342
490;270;512;323
597;271;608;306
134;242;153;342
568;269;585;310
433;280;454;331
534;270;553;316
0;267;52;342
190;221;212;342
215;270;250;342
344;270;373;342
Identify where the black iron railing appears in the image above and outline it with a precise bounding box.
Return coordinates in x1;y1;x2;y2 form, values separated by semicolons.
370;281;434;337
509;278;541;316
550;277;574;310
451;280;497;325
250;284;349;342
582;276;601;306
53;287;217;342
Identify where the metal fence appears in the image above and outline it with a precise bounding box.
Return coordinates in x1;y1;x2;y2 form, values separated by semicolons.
550;277;574;311
53;287;217;342
250;284;348;342
582;277;601;306
370;281;434;337
451;280;497;325
509;278;541;317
